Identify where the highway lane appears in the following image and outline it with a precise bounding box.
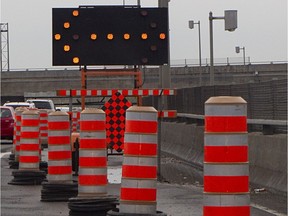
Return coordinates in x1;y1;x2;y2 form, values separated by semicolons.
1;141;286;216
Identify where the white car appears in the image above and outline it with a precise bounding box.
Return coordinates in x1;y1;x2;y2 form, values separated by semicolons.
26;99;55;111
3;102;35;109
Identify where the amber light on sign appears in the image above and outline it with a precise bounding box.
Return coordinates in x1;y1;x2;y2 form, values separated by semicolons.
141;33;148;40
90;34;97;40
64;45;70;52
73;57;80;64
159;33;166;40
64;22;70;29
123;33;130;40
72;10;79;17
54;34;61;40
107;34;114;40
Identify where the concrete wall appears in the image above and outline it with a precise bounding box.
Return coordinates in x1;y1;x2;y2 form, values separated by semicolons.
160;121;287;195
1;63;287;98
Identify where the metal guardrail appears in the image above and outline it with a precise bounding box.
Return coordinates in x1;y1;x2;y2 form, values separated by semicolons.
177;113;287;135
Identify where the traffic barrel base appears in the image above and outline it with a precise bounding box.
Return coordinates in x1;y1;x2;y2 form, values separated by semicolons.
9;153;15;161
39;161;48;173
9;161;19;169
8;170;46;185
107;208;167;216
68;196;118;216
41;181;78;202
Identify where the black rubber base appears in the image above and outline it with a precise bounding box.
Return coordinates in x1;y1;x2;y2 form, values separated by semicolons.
9;161;19;169
68;196;118;216
107;208;167;216
8;170;46;185
41;181;78;202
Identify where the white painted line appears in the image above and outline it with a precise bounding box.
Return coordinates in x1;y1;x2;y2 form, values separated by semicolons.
0;152;11;158
251;203;287;216
108;167;122;184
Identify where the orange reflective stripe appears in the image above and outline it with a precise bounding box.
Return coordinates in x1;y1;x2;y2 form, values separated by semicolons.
122;165;157;179
80;139;106;149
22;119;39;126
125;120;157;133
79;175;107;185
21;132;39;139
124;143;157;156
204;206;250;216
205;116;247;132
121;188;156;201
20;144;39;151
79;157;107;167
80;121;105;131
48;122;70;130
204;146;248;163
48;151;71;160
19;156;39;163
48;166;72;174
204;176;249;193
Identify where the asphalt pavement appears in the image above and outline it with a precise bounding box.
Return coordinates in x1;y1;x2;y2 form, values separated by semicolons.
1;141;287;216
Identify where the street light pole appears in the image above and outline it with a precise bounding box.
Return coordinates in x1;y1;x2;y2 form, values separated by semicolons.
209;10;237;86
188;20;202;67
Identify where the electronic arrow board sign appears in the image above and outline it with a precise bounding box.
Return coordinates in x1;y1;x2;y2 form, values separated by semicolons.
52;6;169;66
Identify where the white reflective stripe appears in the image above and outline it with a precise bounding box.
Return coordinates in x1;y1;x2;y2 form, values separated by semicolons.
20;138;39;144
169;90;174;95
138;90;143;95
78;186;107;194
80;132;106;139
124;134;157;144
76;90;81;96
48;160;71;166
126;111;157;121
205;134;248;146
48;144;71;151
107;90;112;96
119;203;156;214
19;163;39;169
87;90;91;96
96;90;101;95
48;175;72;182
22;115;39;120
66;90;70;96
79;149;107;157
48;115;69;122
205;104;247;116
79;168;107;175
128;90;133;95
19;151;39;156
204;164;249;176
121;178;156;188
48;130;70;136
80;113;105;121
148;90;153;95
123;156;157;166
204;194;250;206
21;126;39;132
118;90;123;95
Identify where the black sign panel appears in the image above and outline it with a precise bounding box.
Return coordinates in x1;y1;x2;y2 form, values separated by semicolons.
52;6;169;66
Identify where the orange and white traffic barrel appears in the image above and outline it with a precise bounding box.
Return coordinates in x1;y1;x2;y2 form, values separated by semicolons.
41;111;77;202
19;110;41;170
204;96;250;216
117;106;164;215
68;108;117;215
78;108;107;195
47;111;72;182
39;110;48;148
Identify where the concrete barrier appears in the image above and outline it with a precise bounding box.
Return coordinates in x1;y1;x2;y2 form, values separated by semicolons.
160;121;287;195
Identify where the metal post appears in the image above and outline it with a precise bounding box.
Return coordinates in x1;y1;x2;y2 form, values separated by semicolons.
243;47;246;66
209;12;214;85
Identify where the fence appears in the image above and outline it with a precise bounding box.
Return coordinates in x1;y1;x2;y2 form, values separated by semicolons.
143;78;287;132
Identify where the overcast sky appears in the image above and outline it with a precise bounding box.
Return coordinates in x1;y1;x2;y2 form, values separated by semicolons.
1;0;287;69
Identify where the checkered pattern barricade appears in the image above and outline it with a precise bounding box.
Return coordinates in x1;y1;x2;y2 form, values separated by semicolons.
39;110;48;148
204;96;250;216
102;92;132;153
